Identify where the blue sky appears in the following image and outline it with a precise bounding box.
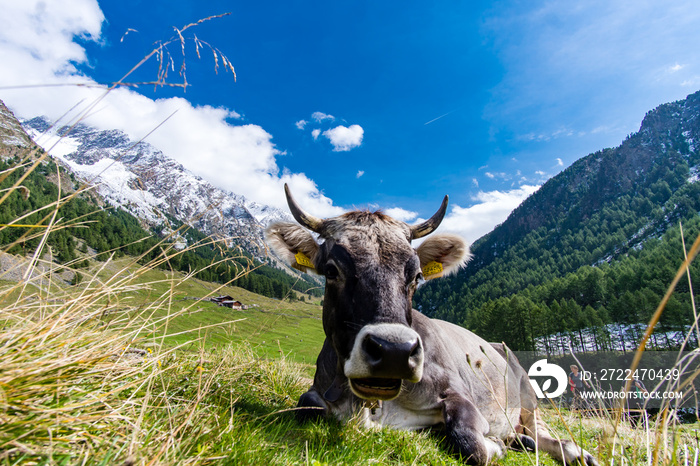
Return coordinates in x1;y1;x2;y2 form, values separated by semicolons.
1;1;699;243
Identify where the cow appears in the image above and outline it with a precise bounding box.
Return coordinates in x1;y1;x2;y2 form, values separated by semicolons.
266;184;598;466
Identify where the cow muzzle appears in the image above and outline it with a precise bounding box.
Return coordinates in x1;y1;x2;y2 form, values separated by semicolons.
344;324;424;400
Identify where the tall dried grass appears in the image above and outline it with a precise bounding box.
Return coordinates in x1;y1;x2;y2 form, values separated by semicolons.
0;186;314;464
549;221;700;466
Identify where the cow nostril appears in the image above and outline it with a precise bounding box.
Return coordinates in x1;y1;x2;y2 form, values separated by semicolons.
363;335;384;363
409;340;421;358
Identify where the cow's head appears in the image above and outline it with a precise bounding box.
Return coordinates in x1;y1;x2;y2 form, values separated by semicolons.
266;184;469;400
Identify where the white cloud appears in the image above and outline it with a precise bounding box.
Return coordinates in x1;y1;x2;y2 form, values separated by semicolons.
277;172;344;218
0;0;104;82
669;63;685;73
384;207;418;222
519;127;578;142
556;158;564;166
304;111;364;152
323;124;364;151
356;170;364;178
295;119;307;129
484;171;509;180
0;0;344;218
311;111;335;122
439;185;540;244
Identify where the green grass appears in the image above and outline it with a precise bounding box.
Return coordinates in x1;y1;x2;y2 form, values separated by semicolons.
79;256;326;366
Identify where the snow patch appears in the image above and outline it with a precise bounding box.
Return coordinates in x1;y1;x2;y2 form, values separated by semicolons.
59;156;165;224
33;132;81;158
1;134;28;147
689;166;700;184
682;130;696;153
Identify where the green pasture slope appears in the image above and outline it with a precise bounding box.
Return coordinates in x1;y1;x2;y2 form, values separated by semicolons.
92;257;327;366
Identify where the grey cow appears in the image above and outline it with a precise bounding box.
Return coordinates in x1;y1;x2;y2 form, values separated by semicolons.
266;185;597;466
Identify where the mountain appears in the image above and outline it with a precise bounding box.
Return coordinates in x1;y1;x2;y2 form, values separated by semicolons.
20;116;293;259
0;100;33;155
415;90;700;352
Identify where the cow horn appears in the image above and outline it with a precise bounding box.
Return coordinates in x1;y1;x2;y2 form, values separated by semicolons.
410;195;449;239
284;183;324;232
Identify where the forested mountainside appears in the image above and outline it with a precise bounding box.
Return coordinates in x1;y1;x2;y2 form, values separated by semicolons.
0;100;321;299
414;90;700;352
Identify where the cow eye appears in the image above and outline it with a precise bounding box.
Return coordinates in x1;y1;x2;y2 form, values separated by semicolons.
413;272;424;288
324;263;340;280
407;272;423;290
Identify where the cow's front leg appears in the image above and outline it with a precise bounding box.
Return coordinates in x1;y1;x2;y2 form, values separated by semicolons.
296;388;329;422
296;339;338;422
441;389;505;465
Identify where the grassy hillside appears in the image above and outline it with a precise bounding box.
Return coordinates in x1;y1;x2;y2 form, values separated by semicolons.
0;252;326;366
97;257;326;365
1;251;698;465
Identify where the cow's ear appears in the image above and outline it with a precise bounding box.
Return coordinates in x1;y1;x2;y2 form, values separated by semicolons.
415;234;470;280
265;222;320;274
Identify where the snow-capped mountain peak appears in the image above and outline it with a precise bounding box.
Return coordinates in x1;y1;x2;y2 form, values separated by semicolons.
22;116;293;258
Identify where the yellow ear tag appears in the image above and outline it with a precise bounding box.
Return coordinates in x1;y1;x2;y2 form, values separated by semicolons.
294;251;315;269
422;261;443;279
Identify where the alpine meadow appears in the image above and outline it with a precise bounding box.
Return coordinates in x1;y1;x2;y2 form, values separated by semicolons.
2;5;700;466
